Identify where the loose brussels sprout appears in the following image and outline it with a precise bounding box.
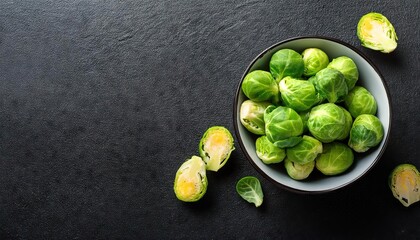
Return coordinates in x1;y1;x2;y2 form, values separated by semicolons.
174;156;208;202
357;12;398;53
348;114;384;153
284;157;315;180
315;142;354;175
199;126;235;171
389;164;420;207
240;100;271;135
344;86;377;118
310;68;348;103
269;49;304;82
302;48;329;77
241;70;280;103
286;135;322;165
336;106;353;141
255;136;286;164
264;105;304;148
307;103;346;143
327;56;359;90
279;77;322;112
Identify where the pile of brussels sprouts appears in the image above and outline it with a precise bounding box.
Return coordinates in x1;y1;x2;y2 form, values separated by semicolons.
240;48;384;180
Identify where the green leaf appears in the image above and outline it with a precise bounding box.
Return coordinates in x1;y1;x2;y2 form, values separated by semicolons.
236;176;264;207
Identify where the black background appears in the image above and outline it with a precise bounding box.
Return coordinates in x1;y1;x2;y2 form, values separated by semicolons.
1;1;419;239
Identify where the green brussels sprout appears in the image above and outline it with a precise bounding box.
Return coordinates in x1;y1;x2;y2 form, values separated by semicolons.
307;103;347;143
302;48;329;77
348;114;384;153
284;157;315;180
336;106;353;141
174;156;208;202
199;126;235;171
255;136;286;164
269;49;304;82
311;68;348;103
357;12;398;53
389;164;420;207
241;70;280;103
240;100;271;135
315;142;354;175
344;86;377;118
286;135;323;165
264;105;303;148
279;77;322;112
327;56;359;90
299;111;310;134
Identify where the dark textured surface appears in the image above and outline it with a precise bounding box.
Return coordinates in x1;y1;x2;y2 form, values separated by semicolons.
0;0;419;239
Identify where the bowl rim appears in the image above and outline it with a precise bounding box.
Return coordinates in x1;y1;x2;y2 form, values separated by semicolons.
233;35;392;194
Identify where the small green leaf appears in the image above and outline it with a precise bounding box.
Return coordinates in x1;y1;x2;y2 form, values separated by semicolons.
236;176;264;207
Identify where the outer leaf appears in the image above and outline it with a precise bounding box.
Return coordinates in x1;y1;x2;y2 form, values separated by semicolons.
236;176;264;207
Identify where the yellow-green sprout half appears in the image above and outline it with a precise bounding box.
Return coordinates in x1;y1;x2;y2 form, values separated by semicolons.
199;126;235;172
357;12;398;53
389;164;420;207
174;156;208;202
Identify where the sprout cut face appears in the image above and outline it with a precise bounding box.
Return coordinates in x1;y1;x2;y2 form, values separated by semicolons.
357;12;398;53
174;156;208;202
240;100;271;135
389;164;420;207
302;48;329;77
255;136;286;164
327;56;359;90
269;49;304;82
279;77;322;112
241;70;279;103
284;158;315;180
348;114;384;153
315;142;354;175
199;126;235;171
344;86;377;118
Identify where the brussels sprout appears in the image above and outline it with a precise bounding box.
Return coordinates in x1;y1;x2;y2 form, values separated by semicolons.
344;86;377;118
315;142;354;175
299;111;310;133
284;157;315;180
327;56;359;90
240;100;271;135
389;164;420;207
241;70;280;103
279;77;322;112
236;176;264;207
264;105;303;148
302;48;329;77
174;156;208;202
357;12;398;53
307;103;346;143
255;136;286;164
199;126;235;171
348;114;384;153
269;49;304;82
311;68;348;103
286;135;322;165
336;106;353;141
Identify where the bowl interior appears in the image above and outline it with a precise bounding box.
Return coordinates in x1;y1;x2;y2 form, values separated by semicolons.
234;37;391;193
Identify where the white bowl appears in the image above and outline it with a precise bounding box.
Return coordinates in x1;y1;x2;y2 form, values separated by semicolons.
233;36;392;193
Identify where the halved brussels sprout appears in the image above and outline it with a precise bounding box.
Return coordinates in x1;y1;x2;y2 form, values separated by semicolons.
264;105;304;148
344;86;377;118
357;12;398;53
348;114;384;153
286;135;322;165
336;106;353;141
310;68;348;103
255;136;286;164
279;77;322;112
199;126;235;171
315;142;354;175
307;103;346;143
284;157;315;180
302;48;329;77
241;70;280;103
240;100;271;135
174;156;208;202
389;164;420;207
327;56;359;90
269;49;304;82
